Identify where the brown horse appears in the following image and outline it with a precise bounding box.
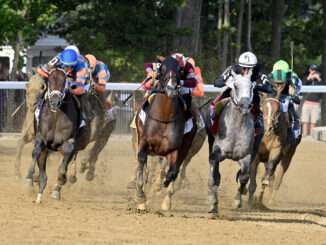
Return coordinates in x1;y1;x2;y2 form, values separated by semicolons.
14;71;45;181
135;56;197;210
24;68;89;203
248;88;302;208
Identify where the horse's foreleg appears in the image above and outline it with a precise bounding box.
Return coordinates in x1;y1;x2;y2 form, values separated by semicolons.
269;146;296;205
248;156;260;210
263;150;282;186
51;139;76;200
234;154;252;209
24;137;45;186
136;142;148;210
14;136;26;182
163;151;178;188
68;154;78;184
36;149;48;204
208;144;223;213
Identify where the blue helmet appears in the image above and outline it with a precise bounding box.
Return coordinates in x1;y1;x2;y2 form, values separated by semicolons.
60;49;78;66
309;64;318;71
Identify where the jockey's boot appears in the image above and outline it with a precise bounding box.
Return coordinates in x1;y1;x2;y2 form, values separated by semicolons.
288;102;301;130
77;94;90;124
183;93;193;121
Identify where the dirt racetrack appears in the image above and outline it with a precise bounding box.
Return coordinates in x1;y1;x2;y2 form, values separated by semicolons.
0;135;325;244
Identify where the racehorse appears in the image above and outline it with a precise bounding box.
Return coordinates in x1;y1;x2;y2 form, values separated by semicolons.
24;68;87;203
248;88;302;208
14;71;45;181
205;70;255;213
135;55;197;210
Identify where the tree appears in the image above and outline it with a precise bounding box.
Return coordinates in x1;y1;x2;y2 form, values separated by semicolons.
221;0;230;70
271;0;284;63
247;0;252;51
173;0;203;57
236;0;245;58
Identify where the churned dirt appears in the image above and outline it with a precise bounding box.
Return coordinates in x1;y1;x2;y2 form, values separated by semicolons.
0;135;325;245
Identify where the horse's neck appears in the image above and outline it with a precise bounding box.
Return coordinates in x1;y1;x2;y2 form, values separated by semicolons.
150;93;179;119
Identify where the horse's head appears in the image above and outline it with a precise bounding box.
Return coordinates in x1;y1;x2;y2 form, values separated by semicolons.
47;68;67;111
157;56;182;98
228;69;253;115
25;74;46;110
261;88;282;136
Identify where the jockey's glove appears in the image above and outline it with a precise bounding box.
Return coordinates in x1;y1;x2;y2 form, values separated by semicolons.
70;85;84;95
214;76;226;88
95;84;106;93
180;80;184;86
291;95;301;105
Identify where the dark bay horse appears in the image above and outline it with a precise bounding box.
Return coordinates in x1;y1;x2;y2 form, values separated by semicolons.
248;88;302;208
135;56;197;210
24;68;84;204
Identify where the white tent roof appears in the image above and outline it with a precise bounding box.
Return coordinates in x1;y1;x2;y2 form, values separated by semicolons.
33;35;69;47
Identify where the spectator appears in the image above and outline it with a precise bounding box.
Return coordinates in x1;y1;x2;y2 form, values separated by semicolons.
0;62;9;132
302;64;324;136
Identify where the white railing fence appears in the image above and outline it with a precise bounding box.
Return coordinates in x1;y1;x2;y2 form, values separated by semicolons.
1;82;325;134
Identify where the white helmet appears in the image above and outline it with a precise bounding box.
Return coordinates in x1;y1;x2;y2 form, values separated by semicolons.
238;51;257;68
65;45;80;56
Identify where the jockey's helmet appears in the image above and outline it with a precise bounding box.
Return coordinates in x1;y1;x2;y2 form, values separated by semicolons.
60;49;78;67
238;52;257;68
65;45;80;56
273;60;289;72
85;54;97;72
171;53;187;68
271;69;287;85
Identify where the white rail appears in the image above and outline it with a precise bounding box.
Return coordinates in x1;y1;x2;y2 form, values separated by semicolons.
0;81;326;93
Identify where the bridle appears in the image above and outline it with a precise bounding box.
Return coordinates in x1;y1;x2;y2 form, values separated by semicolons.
261;97;281;130
47;68;68;110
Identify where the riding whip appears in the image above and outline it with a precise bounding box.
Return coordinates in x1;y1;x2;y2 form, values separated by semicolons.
122;76;152;105
290;41;294;81
199;98;212;111
11;98;26;117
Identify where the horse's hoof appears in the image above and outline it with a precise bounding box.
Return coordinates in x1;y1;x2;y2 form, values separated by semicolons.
152;183;162;193
161;195;172;211
208;206;218;213
50;190;61;200
233;199;242;209
262;179;270;186
68;175;77;184
24;179;33;186
163;180;170;188
13;174;21;182
35;194;42;204
79;165;87;174
86;171;94;181
137;203;146;211
127;181;136;190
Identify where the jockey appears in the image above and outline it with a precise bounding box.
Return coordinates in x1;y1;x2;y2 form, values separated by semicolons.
186;57;204;98
213;51;273;128
84;54;110;93
85;54;115;121
271;60;302;130
143;53;197;120
39;48;88;121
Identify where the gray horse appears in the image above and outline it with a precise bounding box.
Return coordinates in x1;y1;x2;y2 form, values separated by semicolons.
205;71;255;213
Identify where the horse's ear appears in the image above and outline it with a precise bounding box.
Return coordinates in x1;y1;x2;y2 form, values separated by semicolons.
25;82;29;91
157;55;165;63
262;92;267;98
